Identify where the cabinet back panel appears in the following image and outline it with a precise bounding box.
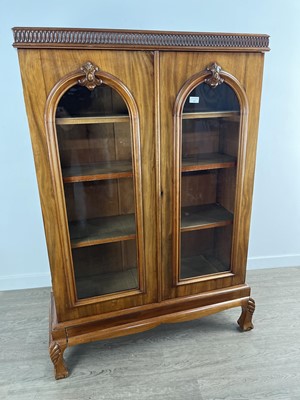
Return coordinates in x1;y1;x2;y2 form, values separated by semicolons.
217;169;237;213
182;120;220;156
72;240;138;299
73;241;137;276
181;230;214;257
64;179;135;222
219;119;240;158
57;122;131;167
181;171;217;207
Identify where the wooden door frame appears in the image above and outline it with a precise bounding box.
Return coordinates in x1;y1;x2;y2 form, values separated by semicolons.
172;66;249;288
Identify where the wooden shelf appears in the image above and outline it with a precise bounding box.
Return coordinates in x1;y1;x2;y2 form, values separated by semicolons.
182;111;239;120
181;254;229;279
56;115;130;125
69;214;136;248
181;204;233;232
76;268;138;299
62;161;133;183
182;153;236;172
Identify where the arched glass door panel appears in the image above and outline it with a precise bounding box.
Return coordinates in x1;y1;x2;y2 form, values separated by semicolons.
55;80;141;300
179;79;240;280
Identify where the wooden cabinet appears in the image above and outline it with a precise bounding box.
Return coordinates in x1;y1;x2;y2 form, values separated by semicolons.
13;27;269;379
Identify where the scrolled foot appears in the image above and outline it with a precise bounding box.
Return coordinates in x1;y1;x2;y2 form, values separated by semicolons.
237;297;255;332
49;341;69;379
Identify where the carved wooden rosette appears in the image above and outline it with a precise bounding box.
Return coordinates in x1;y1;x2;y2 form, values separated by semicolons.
78;61;102;90
49;341;68;379
205;63;224;88
237;297;255;331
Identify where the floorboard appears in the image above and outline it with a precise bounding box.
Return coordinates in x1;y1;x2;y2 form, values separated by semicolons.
0;267;299;400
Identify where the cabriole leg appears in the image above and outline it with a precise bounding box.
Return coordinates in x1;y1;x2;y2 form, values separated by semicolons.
237;297;255;331
49;340;69;379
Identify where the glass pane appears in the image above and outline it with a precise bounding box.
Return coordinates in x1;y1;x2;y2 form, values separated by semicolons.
64;179;135;247
183;82;239;113
181;226;232;278
73;241;138;299
180;82;240;280
56;121;132;181
56;84;128;117
55;83;139;299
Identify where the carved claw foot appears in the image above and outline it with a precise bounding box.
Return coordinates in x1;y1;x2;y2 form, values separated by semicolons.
49;341;69;379
237;297;255;331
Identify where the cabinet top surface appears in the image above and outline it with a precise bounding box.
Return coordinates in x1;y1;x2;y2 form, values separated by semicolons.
12;27;270;52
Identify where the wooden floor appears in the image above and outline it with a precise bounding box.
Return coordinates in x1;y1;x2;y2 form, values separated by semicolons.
1;267;300;400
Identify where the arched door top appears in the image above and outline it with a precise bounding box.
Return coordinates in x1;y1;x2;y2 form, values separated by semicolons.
174;62;249;118
45;61;139;125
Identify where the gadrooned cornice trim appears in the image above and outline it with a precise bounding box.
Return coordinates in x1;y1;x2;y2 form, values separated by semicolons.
12;27;270;51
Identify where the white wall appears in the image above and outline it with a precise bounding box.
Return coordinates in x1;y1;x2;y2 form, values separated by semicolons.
1;0;299;290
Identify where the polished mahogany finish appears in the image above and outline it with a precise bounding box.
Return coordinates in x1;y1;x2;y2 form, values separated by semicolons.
14;28;269;379
13;27;270;51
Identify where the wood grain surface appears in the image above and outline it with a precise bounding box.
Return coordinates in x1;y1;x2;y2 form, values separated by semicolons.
18;49;158;319
15;34;267;381
160;51;264;298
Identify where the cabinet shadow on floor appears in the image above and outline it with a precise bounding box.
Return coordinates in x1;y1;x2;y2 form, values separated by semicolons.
64;311;241;374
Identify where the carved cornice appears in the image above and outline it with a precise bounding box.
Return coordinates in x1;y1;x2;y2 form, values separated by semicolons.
12;27;270;52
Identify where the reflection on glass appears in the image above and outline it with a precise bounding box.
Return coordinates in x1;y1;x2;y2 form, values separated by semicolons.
180;82;240;279
55;83;139;299
56;121;132;182
56;84;128;118
73;241;138;299
183;82;239;113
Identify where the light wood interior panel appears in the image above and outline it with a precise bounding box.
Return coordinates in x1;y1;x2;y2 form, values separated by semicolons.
219;119;240;157
73;240;137;277
72;240;138;299
63;178;135;222
181;171;217;207
182;119;220;157
217;169;237;213
57;122;132;168
180;227;232;280
214;225;233;268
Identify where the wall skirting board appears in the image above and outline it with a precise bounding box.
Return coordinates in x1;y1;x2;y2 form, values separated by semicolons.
0;255;299;291
0;272;51;291
247;254;300;269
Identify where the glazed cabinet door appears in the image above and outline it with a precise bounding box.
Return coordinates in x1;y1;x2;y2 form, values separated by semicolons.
52;68;145;301
19;50;157;321
160;52;264;300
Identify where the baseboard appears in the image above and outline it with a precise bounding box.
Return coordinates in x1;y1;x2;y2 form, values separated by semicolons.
0;272;51;291
247;254;300;269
